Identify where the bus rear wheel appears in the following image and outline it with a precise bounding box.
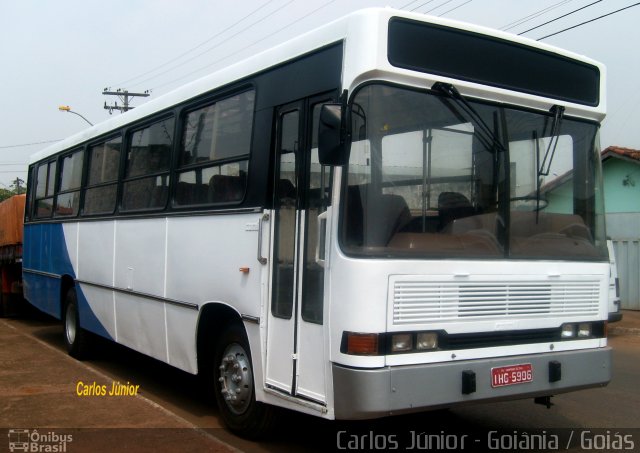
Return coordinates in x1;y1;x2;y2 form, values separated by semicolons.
213;324;275;439
63;288;90;359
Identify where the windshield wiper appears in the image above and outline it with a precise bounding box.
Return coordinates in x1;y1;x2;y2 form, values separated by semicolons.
533;105;564;221
433;82;511;252
538;105;565;176
432;82;505;153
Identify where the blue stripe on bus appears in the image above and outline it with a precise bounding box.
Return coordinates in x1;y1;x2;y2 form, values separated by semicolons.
23;223;113;340
22;271;61;319
75;284;112;340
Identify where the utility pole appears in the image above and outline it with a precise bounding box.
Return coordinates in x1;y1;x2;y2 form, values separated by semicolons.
11;177;24;194
102;88;150;114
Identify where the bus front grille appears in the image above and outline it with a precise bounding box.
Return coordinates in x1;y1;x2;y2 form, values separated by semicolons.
392;279;600;325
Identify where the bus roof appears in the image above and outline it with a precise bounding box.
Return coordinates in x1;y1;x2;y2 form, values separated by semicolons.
29;7;605;165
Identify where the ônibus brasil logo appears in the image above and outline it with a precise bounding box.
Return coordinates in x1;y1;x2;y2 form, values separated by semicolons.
8;429;73;452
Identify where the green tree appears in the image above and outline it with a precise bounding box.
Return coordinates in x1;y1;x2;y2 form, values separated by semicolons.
0;187;15;202
0;177;25;201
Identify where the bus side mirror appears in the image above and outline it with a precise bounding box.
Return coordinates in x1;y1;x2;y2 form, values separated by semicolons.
318;104;348;166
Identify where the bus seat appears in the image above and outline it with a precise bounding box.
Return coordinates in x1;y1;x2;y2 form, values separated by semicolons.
175;181;208;205
438;192;474;230
150;185;169;208
344;185;365;246
366;193;412;246
344;185;411;247
209;173;246;203
278;178;296;198
277;179;296;206
122;178;155;210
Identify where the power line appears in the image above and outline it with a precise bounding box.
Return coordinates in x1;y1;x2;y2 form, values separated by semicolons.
425;0;456;15
151;0;338;92
501;0;574;31
410;1;437;12
129;0;296;90
112;0;279;88
537;2;640;40
501;0;573;31
438;0;473;17
0;139;61;149
518;0;602;35
400;0;422;9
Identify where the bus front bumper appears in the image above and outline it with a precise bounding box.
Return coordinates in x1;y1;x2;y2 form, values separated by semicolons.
332;347;611;420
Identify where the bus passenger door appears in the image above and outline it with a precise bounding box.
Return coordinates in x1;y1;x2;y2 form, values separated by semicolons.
266;98;331;405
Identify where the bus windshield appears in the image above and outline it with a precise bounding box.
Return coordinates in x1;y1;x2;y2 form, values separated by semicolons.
342;83;607;260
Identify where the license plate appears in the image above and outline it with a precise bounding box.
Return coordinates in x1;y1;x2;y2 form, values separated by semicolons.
491;363;533;388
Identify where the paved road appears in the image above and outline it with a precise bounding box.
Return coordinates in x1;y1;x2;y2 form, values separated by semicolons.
1;310;639;452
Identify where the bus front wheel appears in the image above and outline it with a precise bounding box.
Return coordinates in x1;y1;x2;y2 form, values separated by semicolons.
213;324;275;439
63;288;90;359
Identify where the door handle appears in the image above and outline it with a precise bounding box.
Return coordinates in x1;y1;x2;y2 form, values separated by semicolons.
257;213;269;265
315;210;328;268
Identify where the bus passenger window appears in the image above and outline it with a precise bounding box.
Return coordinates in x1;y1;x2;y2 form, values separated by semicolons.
55;149;83;217
174;90;254;207
34;160;56;218
84;137;122;215
122;117;173;212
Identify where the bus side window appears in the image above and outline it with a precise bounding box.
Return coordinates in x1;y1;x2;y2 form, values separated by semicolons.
122;117;174;212
84;137;122;215
34;160;56;218
55;149;84;217
174;90;254;208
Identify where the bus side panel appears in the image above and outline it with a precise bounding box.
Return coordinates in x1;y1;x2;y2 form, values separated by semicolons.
75;221;116;339
112;218;169;361
64;223;114;340
75;284;115;340
77;221;114;286
165;303;198;373
22;272;60;319
23;223;72;318
165;213;263;374
114;219;166;296
115;292;168;363
165;214;262;316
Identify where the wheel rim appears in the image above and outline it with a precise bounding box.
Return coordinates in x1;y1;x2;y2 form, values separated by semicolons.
65;303;76;345
218;343;253;415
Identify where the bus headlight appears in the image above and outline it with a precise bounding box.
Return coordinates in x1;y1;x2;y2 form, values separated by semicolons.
391;333;413;352
416;332;438;350
561;324;576;338
578;323;592;338
561;323;594;339
340;331;445;355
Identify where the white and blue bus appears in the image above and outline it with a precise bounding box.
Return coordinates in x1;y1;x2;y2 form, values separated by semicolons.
23;8;611;437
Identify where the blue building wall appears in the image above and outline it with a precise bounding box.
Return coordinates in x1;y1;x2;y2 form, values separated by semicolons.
603;157;640;310
602;158;640;214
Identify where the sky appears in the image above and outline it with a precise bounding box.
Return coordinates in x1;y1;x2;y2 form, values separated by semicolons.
1;0;639;188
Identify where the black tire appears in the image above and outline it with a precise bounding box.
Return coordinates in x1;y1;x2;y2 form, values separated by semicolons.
63;287;91;359
212;323;276;439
